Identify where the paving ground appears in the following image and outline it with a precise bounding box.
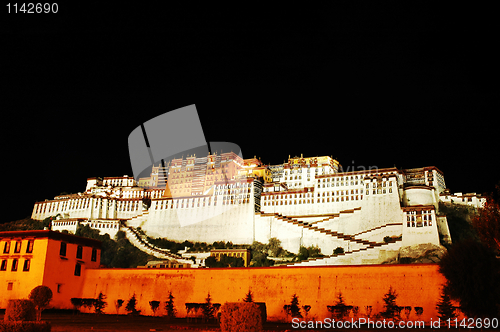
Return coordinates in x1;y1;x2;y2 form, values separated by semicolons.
0;312;456;331
1;312;296;332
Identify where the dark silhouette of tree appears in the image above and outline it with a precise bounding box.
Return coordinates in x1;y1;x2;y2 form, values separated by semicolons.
333;247;344;255
165;291;176;319
297;245;323;261
125;294;141;315
243;289;253;302
439;239;500;318
381;286;399;319
202;292;215;321
331;291;352;320
75;225;152;268
436;285;457;320
285;294;302;318
29;285;53;321
472;183;500;254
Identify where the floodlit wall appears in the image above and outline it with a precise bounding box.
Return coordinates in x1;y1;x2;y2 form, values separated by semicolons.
0;238;47;308
0;231;101;309
80;264;446;323
143;200;256;244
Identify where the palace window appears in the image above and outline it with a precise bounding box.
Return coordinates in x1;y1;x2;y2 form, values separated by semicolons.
1;260;7;271
11;259;18;271
76;246;83;259
3;241;10;254
60;242;67;256
23;259;30;272
74;263;81;276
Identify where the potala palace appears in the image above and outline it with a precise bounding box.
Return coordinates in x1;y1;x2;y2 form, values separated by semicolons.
31;153;485;266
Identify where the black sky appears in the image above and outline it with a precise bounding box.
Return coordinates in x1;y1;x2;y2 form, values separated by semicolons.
2;3;498;223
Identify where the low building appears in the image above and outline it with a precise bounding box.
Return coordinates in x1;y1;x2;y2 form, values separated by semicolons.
0;230;101;309
180;251;211;267
137;260;191;269
439;189;486;209
210;249;250;267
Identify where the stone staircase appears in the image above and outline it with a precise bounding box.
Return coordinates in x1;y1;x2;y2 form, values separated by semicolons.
257;210;404;266
284;238;403;267
125;210;150;228
308;207;362;226
259;211;378;251
121;214;196;266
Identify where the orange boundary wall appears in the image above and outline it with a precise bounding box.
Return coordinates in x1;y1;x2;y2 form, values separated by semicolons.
80;263;449;323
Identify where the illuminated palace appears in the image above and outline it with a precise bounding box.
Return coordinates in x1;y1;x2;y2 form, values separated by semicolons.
31;153;485;266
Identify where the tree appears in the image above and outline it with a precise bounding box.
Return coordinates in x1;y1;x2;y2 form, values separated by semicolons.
285;294;302;318
438;202;478;244
472;183;500;254
93;292;107;314
202;292;216;321
125;294;141;315
75;225;153;268
381;286;399;319
297;246;309;261
29;285;53;321
333;247;344;255
243;289;253;302
249;241;277;267
149;300;160;316
268;237;282;257
436;285;457;320
331;291;352;320
5;299;36;321
165;291;176;319
297;245;323;261
439;239;500;318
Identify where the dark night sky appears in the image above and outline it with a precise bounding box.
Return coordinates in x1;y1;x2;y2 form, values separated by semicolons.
2;3;498;223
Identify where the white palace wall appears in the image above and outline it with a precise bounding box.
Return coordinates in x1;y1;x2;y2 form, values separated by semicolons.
143;199;256;244
30;161;453;259
32;197;145;221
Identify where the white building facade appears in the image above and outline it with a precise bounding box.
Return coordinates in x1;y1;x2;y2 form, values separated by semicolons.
30;154;476;264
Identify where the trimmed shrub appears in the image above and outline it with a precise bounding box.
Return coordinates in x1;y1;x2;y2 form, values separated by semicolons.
28;286;53;321
4;300;36;322
220;302;262;332
255;303;267;323
0;321;51;332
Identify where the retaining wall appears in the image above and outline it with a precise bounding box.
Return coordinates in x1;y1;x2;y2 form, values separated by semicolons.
79;264;447;323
